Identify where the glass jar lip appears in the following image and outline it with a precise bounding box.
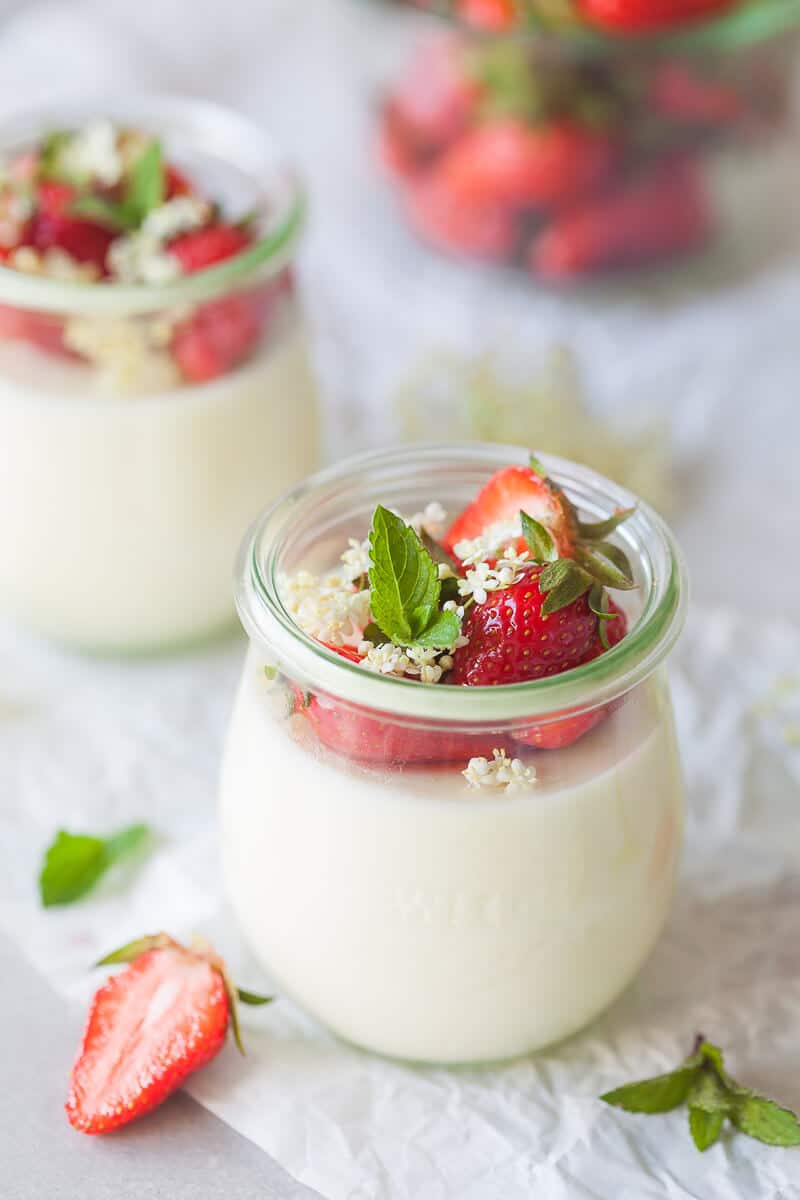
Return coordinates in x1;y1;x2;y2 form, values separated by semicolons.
413;0;800;53
236;443;689;723
0;94;304;316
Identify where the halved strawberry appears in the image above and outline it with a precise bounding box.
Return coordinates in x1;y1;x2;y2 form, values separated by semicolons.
66;933;271;1135
28;179;115;271
431;119;618;212
171;281;276;383
299;642;499;766
443;464;577;559
169;223;251;273
0;304;76;359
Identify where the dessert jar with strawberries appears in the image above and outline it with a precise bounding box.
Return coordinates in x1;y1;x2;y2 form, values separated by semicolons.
0;97;318;651
376;0;800;279
220;444;687;1063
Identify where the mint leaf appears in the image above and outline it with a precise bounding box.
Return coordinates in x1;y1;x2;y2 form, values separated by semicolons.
125;138;164;223
71;194;135;230
39;823;150;907
520;509;557;564
733;1097;800;1147
414;610;461;650
39;129;72;178
689;1107;724;1151
601;1065;699;1114
368;506;440;645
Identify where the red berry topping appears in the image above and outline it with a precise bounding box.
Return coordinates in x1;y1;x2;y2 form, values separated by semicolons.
578;0;736;32
402;170;519;261
449;567;597;687
169;223;251;273
171;288;269;383
529;158;712;279
444;464;577;559
29;180;114;271
455;0;518;29
66;937;231;1135
431;119;618;211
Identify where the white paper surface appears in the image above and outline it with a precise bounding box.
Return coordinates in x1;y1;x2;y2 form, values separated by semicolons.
2;610;800;1200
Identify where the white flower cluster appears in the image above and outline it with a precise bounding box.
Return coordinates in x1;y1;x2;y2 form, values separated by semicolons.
359;642;456;685
457;544;532;606
108;230;183;285
340;537;370;582
463;749;537;794
9;246;100;283
0;186;34;249
57;119;123;187
141;196;210;242
408;501;447;540
453;518;522;568
63;315;181;394
280;569;371;647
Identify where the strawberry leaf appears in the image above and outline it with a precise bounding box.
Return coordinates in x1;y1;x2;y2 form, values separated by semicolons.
577;508;636;541
575;543;635;591
539;559;592;615
520;509;557;564
39;823;150;908
236;989;275;1006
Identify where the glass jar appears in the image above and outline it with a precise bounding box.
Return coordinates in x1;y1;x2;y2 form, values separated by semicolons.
0;96;318;652
375;0;800;279
220;443;687;1063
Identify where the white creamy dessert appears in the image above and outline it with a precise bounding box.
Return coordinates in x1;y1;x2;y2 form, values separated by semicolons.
221;652;683;1063
221;447;688;1063
0;101;317;650
0;312;317;650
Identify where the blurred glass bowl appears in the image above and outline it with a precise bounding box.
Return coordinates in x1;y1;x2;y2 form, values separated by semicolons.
375;0;800;280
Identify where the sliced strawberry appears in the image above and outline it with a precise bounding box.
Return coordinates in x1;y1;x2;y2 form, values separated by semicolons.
449;566;597;686
169;223;251;273
431;119;618;211
443;464;576;559
514;598;628;749
171;284;274;383
66;939;228;1134
0;304;75;359
376;101;433;184
528;158;712;279
578;0;736;32
401;168;519;261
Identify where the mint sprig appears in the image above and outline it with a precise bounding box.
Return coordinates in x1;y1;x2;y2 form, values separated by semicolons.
71;138;165;232
39;823;151;907
602;1036;800;1153
368;506;460;650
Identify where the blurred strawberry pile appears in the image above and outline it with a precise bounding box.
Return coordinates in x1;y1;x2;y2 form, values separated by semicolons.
377;16;795;278
407;0;740;34
0;120;286;385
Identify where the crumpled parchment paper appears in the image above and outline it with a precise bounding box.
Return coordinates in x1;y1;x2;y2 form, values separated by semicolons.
1;608;799;1200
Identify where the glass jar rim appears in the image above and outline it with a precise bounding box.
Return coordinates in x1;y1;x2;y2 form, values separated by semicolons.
235;443;688;722
0;94;304;316
413;0;800;53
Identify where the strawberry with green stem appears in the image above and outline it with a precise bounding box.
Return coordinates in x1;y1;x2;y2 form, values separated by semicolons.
66;932;272;1135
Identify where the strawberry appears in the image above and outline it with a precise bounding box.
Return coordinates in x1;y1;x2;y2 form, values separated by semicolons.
171;284;273;383
431;119;618;211
28;180;114;270
376;101;434;183
455;0;518;29
66;933;270;1135
444;464;577;559
578;0;736;32
528;158;712;279
165;164;194;198
651;62;743;127
168;223;251;273
299;642;499;765
514;598;628;749
450;567;597;686
384;37;479;151
401;169;519;260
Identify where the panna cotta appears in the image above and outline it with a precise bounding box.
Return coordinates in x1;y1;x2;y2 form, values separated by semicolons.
220;445;687;1063
0;98;317;650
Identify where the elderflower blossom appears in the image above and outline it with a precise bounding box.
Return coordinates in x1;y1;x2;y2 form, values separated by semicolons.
142;196;210;241
57;119;123;186
108;230;182;284
408;501;447;539
454;519;522;568
463;749;537;794
340;537;371;582
458;557;533;606
280;569;371;646
361;642;456;684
